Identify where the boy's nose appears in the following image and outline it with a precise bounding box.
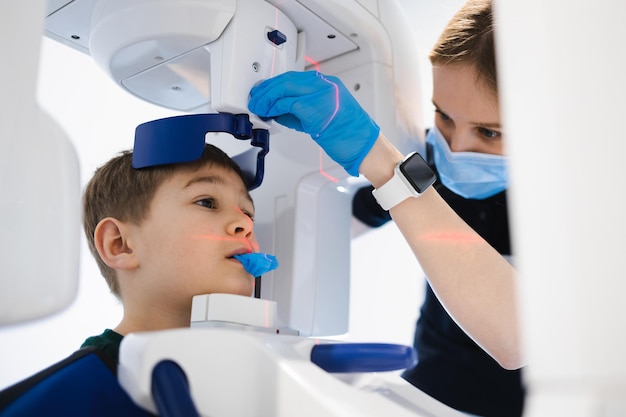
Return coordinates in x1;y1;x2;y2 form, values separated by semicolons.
227;207;254;237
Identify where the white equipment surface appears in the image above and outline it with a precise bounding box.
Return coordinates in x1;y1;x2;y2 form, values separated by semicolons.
0;0;81;325
495;1;626;415
118;294;466;417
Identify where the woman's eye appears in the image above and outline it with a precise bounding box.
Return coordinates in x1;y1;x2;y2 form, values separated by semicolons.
436;109;451;122
478;127;501;140
196;197;217;209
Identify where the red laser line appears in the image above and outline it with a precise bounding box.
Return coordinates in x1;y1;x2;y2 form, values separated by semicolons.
319;150;339;183
191;206;259;252
304;56;321;71
419;232;483;243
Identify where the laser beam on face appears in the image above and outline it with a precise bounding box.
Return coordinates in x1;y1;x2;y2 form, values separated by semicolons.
191;205;258;252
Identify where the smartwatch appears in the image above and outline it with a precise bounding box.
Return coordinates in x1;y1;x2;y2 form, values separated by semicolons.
372;152;436;210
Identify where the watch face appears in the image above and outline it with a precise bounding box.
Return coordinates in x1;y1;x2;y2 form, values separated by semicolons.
400;153;436;193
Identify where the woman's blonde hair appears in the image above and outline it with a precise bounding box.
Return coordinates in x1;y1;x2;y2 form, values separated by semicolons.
430;0;497;96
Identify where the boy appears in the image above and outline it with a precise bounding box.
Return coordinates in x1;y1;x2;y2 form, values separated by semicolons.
80;143;259;362
0;141;267;416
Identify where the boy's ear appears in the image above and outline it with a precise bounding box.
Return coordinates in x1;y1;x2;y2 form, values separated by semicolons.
94;217;139;270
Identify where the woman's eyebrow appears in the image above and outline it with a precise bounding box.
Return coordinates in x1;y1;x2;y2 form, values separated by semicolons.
433;99;501;129
470;121;501;129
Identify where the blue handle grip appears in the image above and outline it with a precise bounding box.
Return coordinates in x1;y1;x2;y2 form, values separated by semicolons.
152;360;200;417
310;343;417;373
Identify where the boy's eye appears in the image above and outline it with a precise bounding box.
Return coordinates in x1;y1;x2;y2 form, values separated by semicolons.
195;197;217;209
240;208;255;221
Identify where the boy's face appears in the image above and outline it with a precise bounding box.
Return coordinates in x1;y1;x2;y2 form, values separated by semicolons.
130;163;258;305
432;63;504;156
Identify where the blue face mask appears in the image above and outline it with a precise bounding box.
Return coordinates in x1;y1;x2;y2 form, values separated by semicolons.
426;126;508;199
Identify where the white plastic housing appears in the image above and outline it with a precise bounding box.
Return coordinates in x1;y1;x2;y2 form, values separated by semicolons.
0;0;80;324
190;293;277;330
42;0;425;337
495;1;626;415
88;0;299;126
118;327;467;417
252;0;426;336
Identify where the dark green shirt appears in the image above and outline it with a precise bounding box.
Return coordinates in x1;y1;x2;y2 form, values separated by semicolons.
81;329;124;363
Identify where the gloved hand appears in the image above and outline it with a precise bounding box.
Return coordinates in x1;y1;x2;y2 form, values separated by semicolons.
248;71;380;176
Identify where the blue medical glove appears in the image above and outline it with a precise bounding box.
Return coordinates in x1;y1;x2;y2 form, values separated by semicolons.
233;253;279;277
248;71;380;176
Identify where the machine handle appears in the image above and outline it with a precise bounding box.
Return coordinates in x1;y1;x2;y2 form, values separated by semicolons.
152;360;201;417
310;343;416;373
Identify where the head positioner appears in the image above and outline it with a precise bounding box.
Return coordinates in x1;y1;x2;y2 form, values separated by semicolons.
132;113;269;191
40;0;426;337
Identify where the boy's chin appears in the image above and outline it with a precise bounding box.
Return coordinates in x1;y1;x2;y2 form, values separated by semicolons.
202;275;255;298
228;277;256;297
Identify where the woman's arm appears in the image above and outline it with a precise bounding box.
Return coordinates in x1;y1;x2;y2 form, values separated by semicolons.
361;134;524;370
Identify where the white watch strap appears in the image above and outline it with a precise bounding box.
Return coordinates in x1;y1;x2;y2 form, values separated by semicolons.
372;168;413;211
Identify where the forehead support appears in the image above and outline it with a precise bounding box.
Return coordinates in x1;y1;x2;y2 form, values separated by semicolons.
132;113;269;190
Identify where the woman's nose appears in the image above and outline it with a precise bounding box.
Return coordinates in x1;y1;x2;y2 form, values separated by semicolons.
446;130;473;153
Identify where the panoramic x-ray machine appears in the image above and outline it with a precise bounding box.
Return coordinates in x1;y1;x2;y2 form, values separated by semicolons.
3;0;626;416
1;0;467;416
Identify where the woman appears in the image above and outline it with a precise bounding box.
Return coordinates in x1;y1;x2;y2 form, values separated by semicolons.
400;1;524;416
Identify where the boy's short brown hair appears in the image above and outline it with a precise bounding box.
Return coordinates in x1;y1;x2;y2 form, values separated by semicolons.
82;143;248;297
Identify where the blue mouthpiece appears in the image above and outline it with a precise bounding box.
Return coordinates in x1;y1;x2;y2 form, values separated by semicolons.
233;253;279;277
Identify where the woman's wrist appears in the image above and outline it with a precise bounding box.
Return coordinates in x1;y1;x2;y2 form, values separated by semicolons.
359;133;404;188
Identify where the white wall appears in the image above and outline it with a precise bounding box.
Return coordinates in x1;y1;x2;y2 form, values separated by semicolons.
0;0;463;390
